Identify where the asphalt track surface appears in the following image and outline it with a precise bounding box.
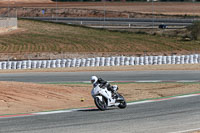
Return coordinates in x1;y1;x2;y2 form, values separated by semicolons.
0;71;200;82
0;95;200;133
0;70;199;83
0;70;200;133
25;17;194;27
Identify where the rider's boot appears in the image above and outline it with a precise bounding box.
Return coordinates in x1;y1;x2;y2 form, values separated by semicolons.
109;86;120;100
112;90;120;100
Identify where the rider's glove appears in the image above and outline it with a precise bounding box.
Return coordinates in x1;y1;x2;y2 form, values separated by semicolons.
99;84;105;89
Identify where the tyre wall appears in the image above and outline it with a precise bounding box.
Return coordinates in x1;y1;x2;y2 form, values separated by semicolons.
0;54;199;70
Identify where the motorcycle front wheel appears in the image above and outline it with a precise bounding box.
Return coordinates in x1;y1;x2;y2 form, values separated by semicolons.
94;97;107;111
118;94;127;109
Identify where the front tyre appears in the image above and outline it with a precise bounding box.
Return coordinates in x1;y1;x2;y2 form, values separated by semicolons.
118;94;127;109
118;100;127;109
94;97;107;111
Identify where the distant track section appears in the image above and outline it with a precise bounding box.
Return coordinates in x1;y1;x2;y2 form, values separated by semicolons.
23;17;195;28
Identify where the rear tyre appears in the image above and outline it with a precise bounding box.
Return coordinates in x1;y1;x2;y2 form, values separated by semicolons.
94;97;107;111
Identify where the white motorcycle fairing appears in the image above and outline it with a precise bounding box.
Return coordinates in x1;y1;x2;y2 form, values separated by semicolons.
91;84;120;107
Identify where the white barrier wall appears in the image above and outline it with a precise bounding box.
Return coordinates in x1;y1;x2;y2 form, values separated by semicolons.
0;54;199;70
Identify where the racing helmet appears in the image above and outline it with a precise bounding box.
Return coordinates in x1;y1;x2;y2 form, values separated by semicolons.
111;85;118;91
91;76;98;84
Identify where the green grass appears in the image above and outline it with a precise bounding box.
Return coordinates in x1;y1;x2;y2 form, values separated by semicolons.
0;19;200;54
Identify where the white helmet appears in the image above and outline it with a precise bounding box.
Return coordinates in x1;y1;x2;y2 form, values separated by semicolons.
91;76;98;84
111;85;118;91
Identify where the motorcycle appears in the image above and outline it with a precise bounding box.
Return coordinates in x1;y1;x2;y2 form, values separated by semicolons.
91;84;127;111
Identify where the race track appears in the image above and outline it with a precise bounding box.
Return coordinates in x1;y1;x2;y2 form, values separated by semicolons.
0;70;199;83
0;70;200;133
1;95;200;133
24;17;193;28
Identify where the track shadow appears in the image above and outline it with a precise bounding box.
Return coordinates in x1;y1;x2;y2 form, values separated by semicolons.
78;108;100;112
78;108;117;112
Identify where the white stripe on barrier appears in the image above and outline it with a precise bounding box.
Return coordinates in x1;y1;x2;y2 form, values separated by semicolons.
95;57;100;67
7;62;12;69
47;60;51;68
80;58;86;67
12;62;17;69
66;59;71;67
115;57;120;66
41;60;47;68
27;60;31;69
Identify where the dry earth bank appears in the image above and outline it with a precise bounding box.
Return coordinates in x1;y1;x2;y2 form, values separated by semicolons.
0;81;200;115
1;2;200;16
0;1;200;15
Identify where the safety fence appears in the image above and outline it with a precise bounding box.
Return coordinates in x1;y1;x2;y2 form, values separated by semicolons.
0;54;199;70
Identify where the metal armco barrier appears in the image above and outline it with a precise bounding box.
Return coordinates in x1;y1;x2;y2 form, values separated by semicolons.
0;54;199;70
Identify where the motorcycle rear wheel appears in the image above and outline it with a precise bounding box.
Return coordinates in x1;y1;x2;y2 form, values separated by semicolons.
94;97;107;111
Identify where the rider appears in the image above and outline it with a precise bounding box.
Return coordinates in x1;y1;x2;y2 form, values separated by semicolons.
91;76;118;98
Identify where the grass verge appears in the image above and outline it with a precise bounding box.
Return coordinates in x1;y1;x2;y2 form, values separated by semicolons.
0;19;200;55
